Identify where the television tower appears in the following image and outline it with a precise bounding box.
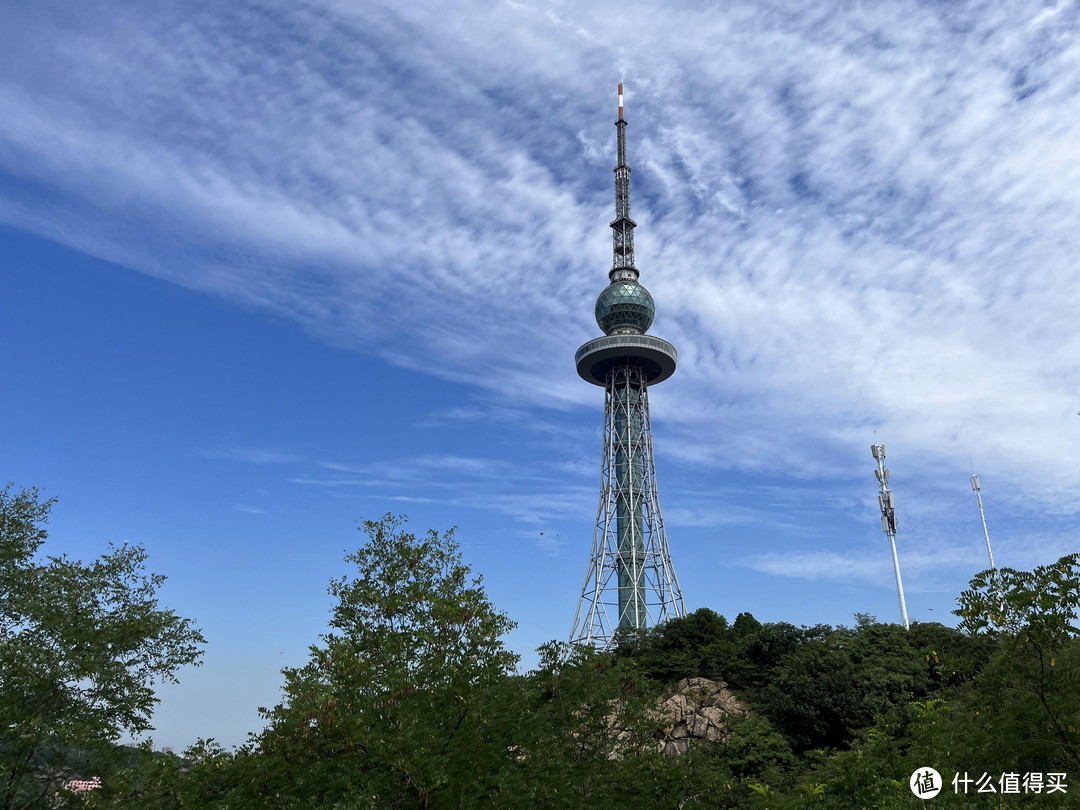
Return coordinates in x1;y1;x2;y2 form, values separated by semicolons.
569;84;686;650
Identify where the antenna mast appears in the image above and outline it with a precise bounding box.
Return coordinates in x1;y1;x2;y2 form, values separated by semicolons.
611;83;638;281
871;443;910;630
976;468;997;583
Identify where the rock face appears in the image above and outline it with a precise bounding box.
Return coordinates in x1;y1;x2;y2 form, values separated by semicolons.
654;677;752;756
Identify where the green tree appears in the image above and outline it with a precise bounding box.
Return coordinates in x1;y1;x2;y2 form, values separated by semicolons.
239;515;519;808
763;623;930;751
731;612;763;640
618;608;737;683
906;620;994;690
87;738;243;809
739;622;805;679
0;484;205;810
510;643;686;808
955;555;1080;772
630;713;799;810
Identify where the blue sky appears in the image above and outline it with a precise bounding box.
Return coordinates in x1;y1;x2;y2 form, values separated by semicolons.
4;0;1080;749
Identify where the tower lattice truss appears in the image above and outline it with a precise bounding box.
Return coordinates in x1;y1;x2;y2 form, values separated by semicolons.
570;364;685;648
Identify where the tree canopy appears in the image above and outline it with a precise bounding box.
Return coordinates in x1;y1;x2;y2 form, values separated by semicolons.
223;515;521;808
0;484;205;810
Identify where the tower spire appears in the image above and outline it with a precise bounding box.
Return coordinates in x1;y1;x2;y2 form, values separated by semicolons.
612;83;638;282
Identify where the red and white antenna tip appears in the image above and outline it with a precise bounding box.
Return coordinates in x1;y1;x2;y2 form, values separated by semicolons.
617;83;624;120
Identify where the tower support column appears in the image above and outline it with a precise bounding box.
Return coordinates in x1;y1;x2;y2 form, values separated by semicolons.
613;364;646;631
570;362;684;648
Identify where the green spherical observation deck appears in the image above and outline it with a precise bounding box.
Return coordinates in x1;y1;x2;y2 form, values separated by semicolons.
595;280;655;335
575;334;677;387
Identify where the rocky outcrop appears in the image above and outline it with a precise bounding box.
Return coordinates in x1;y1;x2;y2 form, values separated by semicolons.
654;677;752;756
587;676;753;759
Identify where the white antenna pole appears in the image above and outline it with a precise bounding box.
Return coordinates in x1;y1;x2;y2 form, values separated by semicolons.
872;443;910;630
969;464;1004;613
970;471;997;573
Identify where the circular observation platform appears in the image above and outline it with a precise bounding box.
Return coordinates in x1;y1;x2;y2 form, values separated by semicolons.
575;334;677;387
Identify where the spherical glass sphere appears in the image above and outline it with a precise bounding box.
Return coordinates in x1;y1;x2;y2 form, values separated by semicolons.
595;280;655;335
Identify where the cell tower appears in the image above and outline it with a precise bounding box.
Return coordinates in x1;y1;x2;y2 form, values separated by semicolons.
569;84;686;650
871;444;910;630
976;462;997;578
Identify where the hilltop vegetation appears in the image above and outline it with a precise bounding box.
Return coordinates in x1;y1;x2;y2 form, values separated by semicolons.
3;484;1078;808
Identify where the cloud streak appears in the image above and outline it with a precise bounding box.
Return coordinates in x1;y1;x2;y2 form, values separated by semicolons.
294;452;595;525
197;445;306;465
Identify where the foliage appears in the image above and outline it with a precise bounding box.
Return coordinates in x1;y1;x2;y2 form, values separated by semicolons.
0;484;205;810
17;494;1080;810
616;609;828;691
231;515;520;808
956;554;1080;644
762;557;1080;808
87;739;242;809
907;620;994;689
502;643;675;807
615;608;747;684
721;715;797;782
955;554;1080;773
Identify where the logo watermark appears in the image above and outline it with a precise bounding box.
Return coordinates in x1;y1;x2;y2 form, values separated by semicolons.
910;767;942;798
910;768;1068;798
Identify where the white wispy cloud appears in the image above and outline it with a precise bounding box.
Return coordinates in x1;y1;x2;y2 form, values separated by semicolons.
287;477;377;487
5;1;1080;546
298;452;595;523
317;455;526;482
197;445;306;464
743;527;1080;594
355;488;594;526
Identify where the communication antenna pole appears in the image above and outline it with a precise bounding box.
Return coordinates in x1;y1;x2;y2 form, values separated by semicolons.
969;468;997;574
969;463;1004;608
871;444;910;630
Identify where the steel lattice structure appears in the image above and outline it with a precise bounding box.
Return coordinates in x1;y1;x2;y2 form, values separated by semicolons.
569;85;685;650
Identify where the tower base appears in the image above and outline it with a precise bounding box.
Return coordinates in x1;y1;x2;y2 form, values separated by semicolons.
569;360;685;650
